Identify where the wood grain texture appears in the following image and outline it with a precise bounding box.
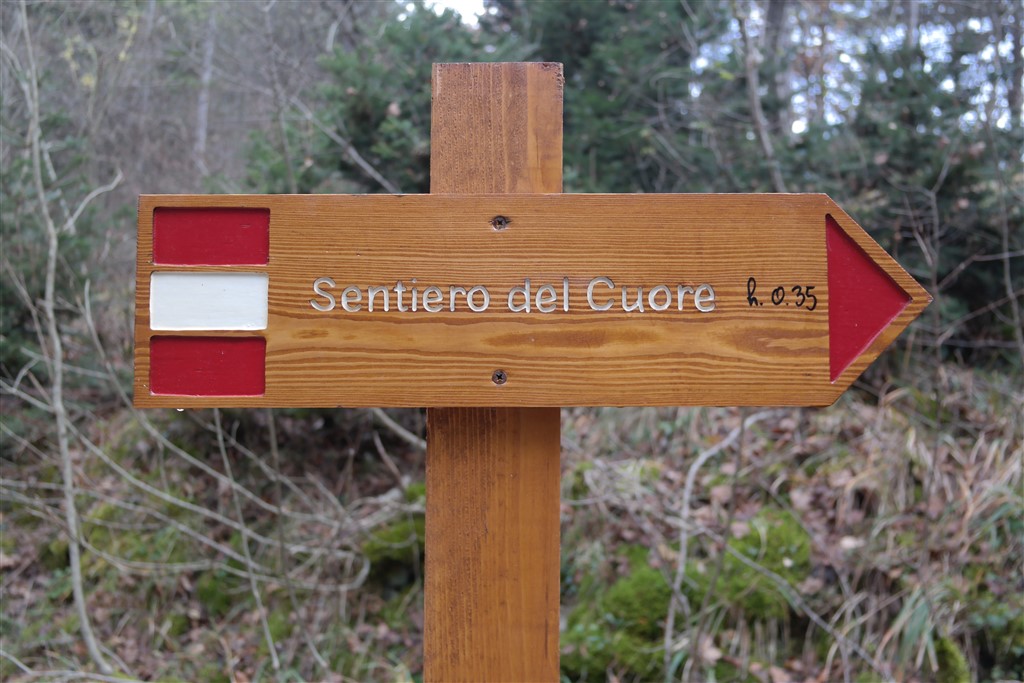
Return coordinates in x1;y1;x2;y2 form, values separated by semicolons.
425;407;561;682
425;62;562;683
134;192;929;407
430;62;563;195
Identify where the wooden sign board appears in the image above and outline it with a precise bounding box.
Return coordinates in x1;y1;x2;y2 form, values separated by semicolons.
133;193;929;408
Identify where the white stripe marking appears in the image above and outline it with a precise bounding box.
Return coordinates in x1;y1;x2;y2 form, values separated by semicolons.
150;272;268;331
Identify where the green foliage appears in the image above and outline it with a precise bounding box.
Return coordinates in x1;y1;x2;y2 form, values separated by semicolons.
566;461;594;501
562;616;662;680
39;535;69;571
245;2;529;196
788;31;1022;368
196;569;235;619
935;636;971;683
0;128;97;378
490;0;731;193
602;565;672;640
403;481;426;503
689;509;811;621
258;610;294;657
561;547;669;680
195;663;231;683
362;515;425;590
966;590;1024;680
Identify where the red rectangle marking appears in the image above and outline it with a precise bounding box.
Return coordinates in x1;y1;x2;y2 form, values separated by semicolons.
149;337;266;396
153;208;269;265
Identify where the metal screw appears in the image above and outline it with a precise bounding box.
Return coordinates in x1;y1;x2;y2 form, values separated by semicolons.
490;215;510;231
491;369;508;385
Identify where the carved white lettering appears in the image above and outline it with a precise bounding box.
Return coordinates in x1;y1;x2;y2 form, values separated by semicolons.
587;277;614;311
340;286;362;312
535;284;558;313
622;286;644;312
508;278;531;312
309;276;716;315
367;285;389;312
422;286;443;313
467;285;490;312
648;285;671;311
395;281;408;312
310;277;336;312
449;285;468;312
676;285;694;310
694;284;716;312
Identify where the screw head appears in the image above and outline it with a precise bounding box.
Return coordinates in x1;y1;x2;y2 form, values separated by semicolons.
491;369;508;385
490;215;510;231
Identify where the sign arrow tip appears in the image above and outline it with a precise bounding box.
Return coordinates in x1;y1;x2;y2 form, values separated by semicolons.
826;212;931;389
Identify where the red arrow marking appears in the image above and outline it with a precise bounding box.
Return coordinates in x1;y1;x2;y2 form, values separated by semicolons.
827;214;910;382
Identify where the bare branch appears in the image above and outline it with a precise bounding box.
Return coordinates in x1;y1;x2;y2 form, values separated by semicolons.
289;95;402;194
63;169;123;235
18;0;112;672
370;407;426;451
213;408;280;671
737;7;788;193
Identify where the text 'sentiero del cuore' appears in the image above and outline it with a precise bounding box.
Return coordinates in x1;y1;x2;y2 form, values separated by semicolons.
308;276;719;314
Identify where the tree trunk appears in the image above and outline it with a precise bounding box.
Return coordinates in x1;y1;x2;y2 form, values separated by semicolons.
194;6;217;177
904;0;919;49
1007;1;1022;124
739;13;788;193
764;0;789;134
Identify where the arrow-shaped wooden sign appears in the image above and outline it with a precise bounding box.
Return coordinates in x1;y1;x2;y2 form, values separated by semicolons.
133;193;929;408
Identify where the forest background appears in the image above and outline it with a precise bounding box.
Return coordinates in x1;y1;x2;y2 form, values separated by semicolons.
1;0;1021;681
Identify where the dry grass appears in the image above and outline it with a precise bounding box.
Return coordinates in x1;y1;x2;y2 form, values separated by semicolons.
1;364;1021;682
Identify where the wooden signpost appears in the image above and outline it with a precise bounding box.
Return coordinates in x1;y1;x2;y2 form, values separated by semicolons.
134;63;929;681
133;193;928;408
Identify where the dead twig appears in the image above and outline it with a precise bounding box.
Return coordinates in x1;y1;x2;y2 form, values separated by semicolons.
213;407;280;671
370;408;426;452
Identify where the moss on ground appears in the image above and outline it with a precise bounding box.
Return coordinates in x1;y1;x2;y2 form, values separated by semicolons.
165;612;190;637
195;662;231;683
561;508;814;680
362;516;425;566
935;636;970;683
561;612;663;680
197;570;234;619
362;515;425;589
961;582;1023;679
561;547;669;680
257;609;294;657
566;461;594;500
602;565;671;640
713;659;762;682
0;529;17;554
403;481;426;503
688;508;811;621
39;534;69;570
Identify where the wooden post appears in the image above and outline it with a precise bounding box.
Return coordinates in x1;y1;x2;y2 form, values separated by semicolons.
425;63;563;682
